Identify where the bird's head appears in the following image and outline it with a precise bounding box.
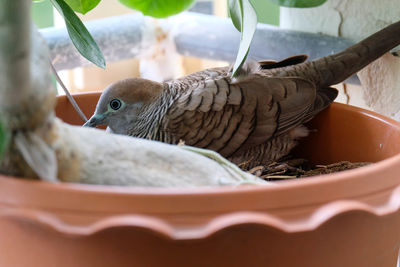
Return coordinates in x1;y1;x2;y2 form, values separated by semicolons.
83;78;163;134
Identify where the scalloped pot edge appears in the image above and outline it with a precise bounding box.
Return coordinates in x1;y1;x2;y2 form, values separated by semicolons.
0;183;399;240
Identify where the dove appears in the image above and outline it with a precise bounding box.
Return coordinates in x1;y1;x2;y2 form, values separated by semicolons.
84;21;400;169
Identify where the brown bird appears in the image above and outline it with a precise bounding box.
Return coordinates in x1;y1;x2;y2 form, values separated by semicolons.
84;21;400;169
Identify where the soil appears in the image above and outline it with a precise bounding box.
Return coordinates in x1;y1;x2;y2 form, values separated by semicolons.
245;159;371;181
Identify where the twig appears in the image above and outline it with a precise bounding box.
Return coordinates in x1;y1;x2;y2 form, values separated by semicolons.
49;61;87;123
261;175;297;179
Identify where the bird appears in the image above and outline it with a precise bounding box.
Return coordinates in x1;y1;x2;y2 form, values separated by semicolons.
84;21;400;169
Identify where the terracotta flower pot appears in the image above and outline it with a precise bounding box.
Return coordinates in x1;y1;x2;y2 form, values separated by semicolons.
0;92;399;266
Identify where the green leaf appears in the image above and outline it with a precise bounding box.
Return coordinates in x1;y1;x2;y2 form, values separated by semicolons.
228;0;242;32
0;120;9;160
50;0;106;68
64;0;101;14
231;0;257;77
119;0;195;18
267;0;327;8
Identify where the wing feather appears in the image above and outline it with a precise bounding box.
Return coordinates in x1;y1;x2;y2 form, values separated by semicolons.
166;69;335;158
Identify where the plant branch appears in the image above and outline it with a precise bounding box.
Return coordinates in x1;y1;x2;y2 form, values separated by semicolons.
0;1;31;116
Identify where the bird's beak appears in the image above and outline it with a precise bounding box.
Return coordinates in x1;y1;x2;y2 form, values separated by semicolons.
83;114;106;127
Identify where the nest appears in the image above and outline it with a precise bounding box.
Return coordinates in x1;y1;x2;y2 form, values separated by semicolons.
244;159;371;181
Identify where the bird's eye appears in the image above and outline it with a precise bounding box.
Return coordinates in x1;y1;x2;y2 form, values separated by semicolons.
110;99;122;110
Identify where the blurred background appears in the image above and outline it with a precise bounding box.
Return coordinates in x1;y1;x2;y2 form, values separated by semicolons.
33;0;372;111
32;0;279;93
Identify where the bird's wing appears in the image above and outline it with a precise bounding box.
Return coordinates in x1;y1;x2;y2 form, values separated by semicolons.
165;74;334;158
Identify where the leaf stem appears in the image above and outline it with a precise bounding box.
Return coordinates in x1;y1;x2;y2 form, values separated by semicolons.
50;61;88;123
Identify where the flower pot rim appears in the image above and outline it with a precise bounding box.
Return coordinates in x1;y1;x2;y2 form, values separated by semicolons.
1;100;400;237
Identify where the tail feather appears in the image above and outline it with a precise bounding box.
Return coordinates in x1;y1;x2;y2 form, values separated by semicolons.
277;21;400;88
315;20;400;87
